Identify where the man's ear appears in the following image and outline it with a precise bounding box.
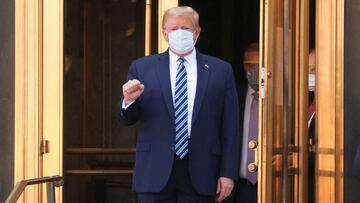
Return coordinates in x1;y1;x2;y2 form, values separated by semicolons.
194;30;201;42
162;30;169;42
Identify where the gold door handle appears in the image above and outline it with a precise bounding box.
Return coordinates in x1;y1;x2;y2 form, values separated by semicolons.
248;140;258;149
248;163;258;172
248;140;258;173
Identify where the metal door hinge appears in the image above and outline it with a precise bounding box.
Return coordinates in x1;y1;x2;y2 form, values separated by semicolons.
260;66;266;99
40;140;50;155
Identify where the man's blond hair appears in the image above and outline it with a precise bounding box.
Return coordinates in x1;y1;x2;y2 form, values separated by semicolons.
162;6;201;32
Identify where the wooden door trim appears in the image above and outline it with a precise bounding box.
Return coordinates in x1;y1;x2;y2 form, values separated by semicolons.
15;0;43;202
145;0;152;55
260;0;344;202
157;0;178;53
316;0;344;202
42;0;63;202
294;0;310;203
15;0;63;202
258;0;271;202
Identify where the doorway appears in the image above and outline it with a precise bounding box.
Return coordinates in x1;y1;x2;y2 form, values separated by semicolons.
180;0;260;86
13;0;347;202
59;0;343;203
63;0;157;202
62;0;260;202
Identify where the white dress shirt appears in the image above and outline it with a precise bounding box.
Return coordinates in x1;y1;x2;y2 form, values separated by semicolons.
240;86;256;178
123;49;198;137
169;49;197;137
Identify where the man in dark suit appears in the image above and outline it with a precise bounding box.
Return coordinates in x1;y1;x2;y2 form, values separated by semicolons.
225;43;259;203
308;49;316;203
118;6;240;203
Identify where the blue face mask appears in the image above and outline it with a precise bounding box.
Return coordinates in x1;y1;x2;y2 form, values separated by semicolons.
168;29;195;54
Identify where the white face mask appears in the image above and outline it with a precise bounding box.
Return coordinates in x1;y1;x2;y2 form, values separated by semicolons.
308;74;315;92
168;29;195;54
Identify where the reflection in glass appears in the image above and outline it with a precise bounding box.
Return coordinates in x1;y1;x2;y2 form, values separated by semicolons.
262;0;296;202
63;0;154;202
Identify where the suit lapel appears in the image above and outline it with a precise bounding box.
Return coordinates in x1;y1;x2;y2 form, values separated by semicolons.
155;50;211;124
156;51;175;121
192;51;210;125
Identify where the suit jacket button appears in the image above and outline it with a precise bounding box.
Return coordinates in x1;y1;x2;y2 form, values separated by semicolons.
171;147;174;151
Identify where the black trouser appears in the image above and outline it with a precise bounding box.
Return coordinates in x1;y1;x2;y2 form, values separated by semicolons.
138;155;215;203
224;178;257;203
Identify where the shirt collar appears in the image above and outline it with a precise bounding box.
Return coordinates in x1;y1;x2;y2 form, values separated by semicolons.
247;85;256;96
169;49;197;66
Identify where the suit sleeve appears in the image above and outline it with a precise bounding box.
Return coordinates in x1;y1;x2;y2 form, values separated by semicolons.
354;144;360;178
117;60;141;126
220;64;240;179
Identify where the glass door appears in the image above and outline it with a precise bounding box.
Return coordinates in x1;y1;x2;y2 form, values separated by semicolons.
258;0;310;202
62;0;177;202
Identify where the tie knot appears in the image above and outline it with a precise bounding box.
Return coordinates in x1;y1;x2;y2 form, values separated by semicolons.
252;92;259;101
178;58;185;64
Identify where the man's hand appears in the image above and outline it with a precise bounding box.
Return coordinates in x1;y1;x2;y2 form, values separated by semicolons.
216;177;234;202
122;79;144;105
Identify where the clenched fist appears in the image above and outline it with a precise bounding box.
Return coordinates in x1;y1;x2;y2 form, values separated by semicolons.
122;79;145;105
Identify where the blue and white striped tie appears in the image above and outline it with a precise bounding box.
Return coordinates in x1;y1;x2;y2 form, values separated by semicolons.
174;58;188;159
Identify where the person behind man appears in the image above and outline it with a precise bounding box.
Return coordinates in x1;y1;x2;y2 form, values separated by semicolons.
308;49;316;203
225;43;259;203
118;6;240;202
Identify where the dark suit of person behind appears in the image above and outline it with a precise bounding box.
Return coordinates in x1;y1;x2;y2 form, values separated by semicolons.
308;50;316;203
308;92;315;203
225;43;259;203
118;6;240;203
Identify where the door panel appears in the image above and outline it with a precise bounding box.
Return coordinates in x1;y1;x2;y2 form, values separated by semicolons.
42;0;64;202
315;0;344;202
259;0;289;202
63;0;146;202
15;0;64;202
15;0;345;202
259;0;309;202
293;1;310;202
260;0;344;203
62;0;177;202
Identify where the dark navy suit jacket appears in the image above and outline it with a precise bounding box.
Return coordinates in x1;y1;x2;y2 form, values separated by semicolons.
237;83;248;164
118;50;240;196
354;144;360;178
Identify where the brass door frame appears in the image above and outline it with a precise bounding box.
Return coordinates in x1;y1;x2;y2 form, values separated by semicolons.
147;0;179;54
294;1;309;203
258;1;267;202
15;0;42;200
259;0;344;203
259;0;291;202
158;0;178;53
145;0;152;55
42;0;64;201
15;0;64;202
14;0;177;202
315;0;344;202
